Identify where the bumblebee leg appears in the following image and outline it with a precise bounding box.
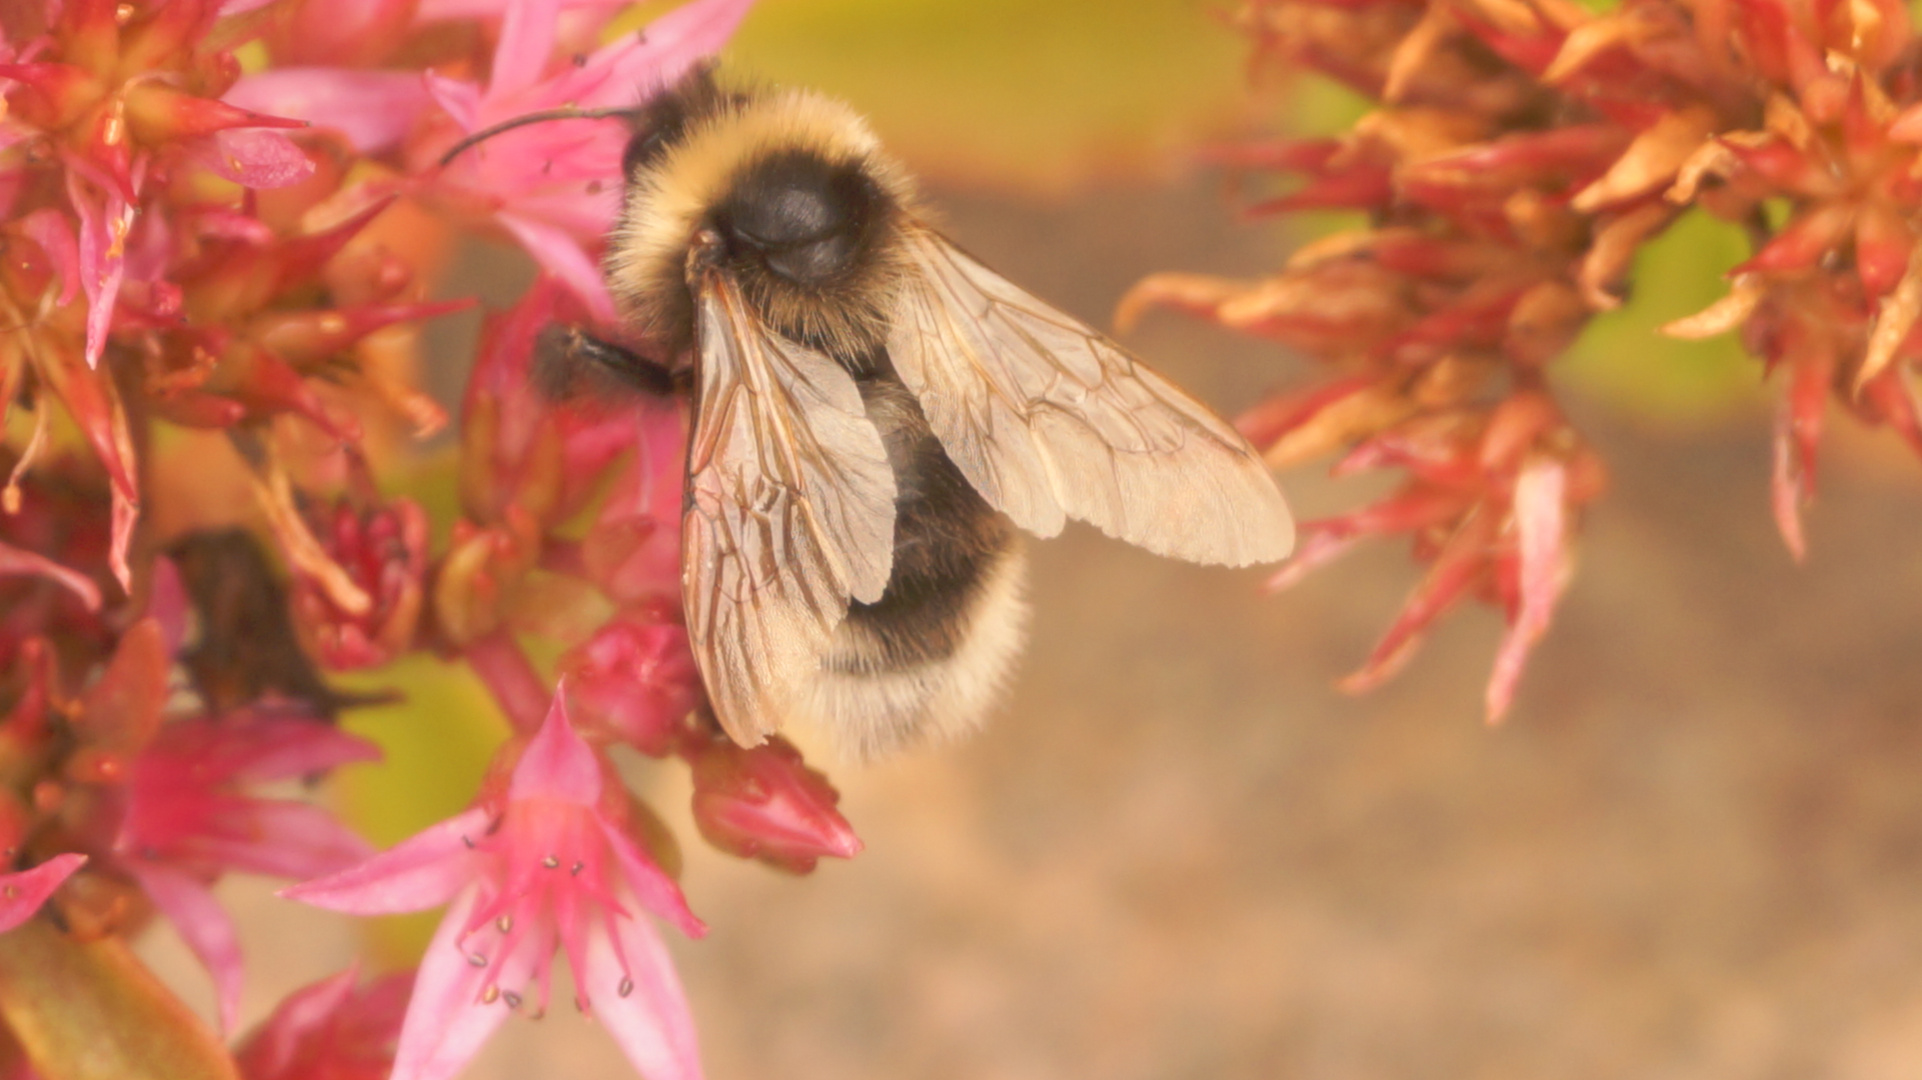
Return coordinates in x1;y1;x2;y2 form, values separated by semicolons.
533;325;686;400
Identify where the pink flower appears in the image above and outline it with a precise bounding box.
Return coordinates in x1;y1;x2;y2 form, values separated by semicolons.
416;0;756;321
234;967;411;1080
0;854;86;934
115;711;381;1032
231;0;755;322
285;692;707;1080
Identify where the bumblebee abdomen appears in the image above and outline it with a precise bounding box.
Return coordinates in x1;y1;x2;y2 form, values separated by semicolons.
789;373;1028;760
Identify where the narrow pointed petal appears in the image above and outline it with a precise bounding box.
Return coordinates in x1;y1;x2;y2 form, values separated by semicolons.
604;827;705;939
489;0;565;104
1485;459;1570;723
189;128;316;188
1264;530;1363;592
1860;244;1922;389
0;854;86;934
542;0;757;110
191;802;376;880
390;886;516;1080
283;807;490;915
581;911;702;1080
508;692;605;805
66;174;129;370
18;208;80;306
234;967;359;1078
496;213;616;325
226;69;431;154
127;862;244;1033
0;539;101;611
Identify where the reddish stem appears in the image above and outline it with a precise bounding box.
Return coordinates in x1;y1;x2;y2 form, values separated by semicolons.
465;631;549;733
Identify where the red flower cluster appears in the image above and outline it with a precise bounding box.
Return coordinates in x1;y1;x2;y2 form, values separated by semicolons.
1133;0;1922;719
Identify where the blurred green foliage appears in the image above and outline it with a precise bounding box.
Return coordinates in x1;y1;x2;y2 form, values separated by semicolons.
1562;212;1765;422
722;0;1252;191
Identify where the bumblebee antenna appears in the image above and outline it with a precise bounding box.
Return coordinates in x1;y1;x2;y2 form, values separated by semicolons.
438;106;635;167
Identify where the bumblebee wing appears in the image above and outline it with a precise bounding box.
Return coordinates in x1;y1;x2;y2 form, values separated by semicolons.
683;269;897;746
888;227;1294;567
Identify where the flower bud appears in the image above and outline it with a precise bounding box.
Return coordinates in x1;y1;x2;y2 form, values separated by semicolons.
689;737;862;874
561;617;701;756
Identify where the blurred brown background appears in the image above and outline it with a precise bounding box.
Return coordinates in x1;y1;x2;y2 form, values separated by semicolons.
148;2;1922;1076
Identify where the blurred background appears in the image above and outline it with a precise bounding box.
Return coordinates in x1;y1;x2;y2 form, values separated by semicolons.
148;1;1922;1076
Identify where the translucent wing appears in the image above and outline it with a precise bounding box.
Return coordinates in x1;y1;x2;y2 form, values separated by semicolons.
683;269;897;746
889;228;1294;567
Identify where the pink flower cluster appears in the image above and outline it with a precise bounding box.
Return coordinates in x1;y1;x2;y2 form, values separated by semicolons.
0;2;867;1079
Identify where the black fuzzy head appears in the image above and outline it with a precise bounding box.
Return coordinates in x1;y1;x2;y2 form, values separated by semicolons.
713;151;881;288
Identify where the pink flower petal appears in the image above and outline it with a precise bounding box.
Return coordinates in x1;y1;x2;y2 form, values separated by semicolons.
283;807;491;915
236;966;412;1080
227;70;432;154
490;0;565;104
149;558;191;655
423;71;481;133
214;714;383;782
190;128;317;188
188;801;377;881
129;861;244;1033
1484;458;1570;723
65;172;127;370
110;480;136;593
509;691;605;805
18;207;79;306
496;213;616;325
1262;529;1361;593
236;966;360;1077
0;538;101;611
581;906;702;1080
538;0;757;112
0;854;86;934
416;0;626;19
390;884;534;1080
603;824;705;939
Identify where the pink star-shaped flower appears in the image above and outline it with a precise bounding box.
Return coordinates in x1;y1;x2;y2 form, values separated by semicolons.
115;710;382;1032
285;691;706;1080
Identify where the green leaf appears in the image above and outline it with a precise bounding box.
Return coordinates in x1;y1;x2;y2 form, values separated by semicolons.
0;922;239;1080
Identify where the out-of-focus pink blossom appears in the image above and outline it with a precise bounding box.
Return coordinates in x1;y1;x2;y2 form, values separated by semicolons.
416;0;756;321
115;711;381;1032
234;967;412;1080
0;854;87;934
286;692;705;1080
688;737;861;874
